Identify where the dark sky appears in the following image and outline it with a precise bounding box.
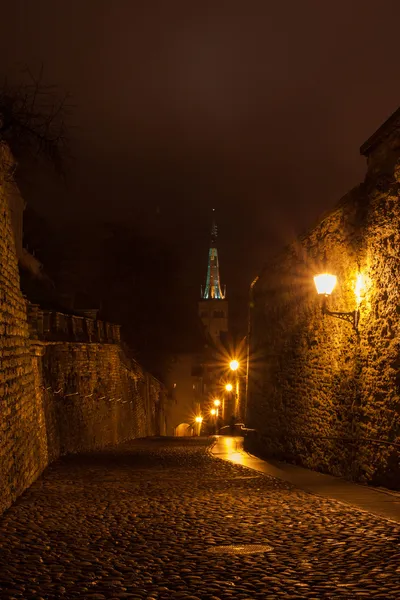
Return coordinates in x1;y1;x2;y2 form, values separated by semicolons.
1;0;400;313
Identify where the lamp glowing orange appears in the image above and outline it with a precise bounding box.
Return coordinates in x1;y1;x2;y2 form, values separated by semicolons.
355;274;366;304
225;383;233;392
213;399;221;407
314;273;337;296
229;360;239;371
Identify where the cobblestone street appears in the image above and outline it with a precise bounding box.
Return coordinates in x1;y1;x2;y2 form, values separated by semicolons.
0;438;399;600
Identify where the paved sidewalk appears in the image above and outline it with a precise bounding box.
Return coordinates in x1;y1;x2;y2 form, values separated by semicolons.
0;437;399;599
211;436;400;523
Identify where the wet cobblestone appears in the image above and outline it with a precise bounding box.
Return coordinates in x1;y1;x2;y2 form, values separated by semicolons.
0;438;399;599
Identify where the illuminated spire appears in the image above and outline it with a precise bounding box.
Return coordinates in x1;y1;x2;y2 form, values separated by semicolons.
202;209;226;300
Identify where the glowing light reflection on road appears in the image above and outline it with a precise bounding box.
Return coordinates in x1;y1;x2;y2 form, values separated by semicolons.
213;436;248;465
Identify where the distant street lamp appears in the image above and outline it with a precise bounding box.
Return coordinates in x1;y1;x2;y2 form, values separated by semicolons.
210;407;217;433
228;360;240;418
212;398;220;420
223;383;233;421
194;415;203;436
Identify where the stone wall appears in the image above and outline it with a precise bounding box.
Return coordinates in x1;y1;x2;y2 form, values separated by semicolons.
0;144;48;514
0;142;167;515
37;343;164;461
247;110;400;488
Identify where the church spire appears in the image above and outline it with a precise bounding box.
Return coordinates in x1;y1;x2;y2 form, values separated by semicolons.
202;210;226;300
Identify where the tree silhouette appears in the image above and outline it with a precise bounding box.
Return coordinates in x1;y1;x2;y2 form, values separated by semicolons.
0;66;71;175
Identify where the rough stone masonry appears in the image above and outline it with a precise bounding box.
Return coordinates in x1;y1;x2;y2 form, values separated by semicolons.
1;438;399;600
0;142;165;516
247;108;400;488
0;143;48;514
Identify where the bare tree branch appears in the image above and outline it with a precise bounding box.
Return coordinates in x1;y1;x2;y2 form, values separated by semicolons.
0;65;73;177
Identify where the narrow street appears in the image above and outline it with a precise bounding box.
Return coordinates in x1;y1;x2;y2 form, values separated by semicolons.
0;438;399;600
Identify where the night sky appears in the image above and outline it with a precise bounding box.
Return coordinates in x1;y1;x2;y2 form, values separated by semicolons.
1;0;400;325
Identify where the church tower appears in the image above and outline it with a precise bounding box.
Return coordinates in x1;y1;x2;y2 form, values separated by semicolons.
199;211;228;344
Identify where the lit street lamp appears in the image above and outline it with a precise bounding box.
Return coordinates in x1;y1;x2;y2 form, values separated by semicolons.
213;398;221;423
229;360;240;418
314;273;337;296
314;272;361;331
224;384;233;423
210;407;217;434
194;415;203;436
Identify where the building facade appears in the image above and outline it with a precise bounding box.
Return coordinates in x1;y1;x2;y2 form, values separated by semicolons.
165;214;235;435
198;213;228;345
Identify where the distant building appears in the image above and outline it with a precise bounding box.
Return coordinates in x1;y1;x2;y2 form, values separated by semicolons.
198;212;228;344
165;213;233;435
164;352;205;436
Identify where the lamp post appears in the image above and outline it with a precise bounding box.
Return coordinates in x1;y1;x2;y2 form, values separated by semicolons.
314;272;366;475
213;398;221;429
229;359;240;419
224;382;233;426
314;273;361;331
194;415;203;436
210;408;217;434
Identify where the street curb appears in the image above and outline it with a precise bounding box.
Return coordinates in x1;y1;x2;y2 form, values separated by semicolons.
210;438;400;525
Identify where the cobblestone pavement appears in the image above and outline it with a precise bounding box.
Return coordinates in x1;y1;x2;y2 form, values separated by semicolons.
0;438;399;600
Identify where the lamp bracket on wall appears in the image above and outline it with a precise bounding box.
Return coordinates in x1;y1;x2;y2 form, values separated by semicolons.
322;297;360;331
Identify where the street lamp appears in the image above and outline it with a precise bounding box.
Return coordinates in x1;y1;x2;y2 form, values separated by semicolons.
314;273;360;331
210;407;217;433
223;385;233;423
194;415;203;436
213;398;221;420
228;360;240;418
314;273;337;296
